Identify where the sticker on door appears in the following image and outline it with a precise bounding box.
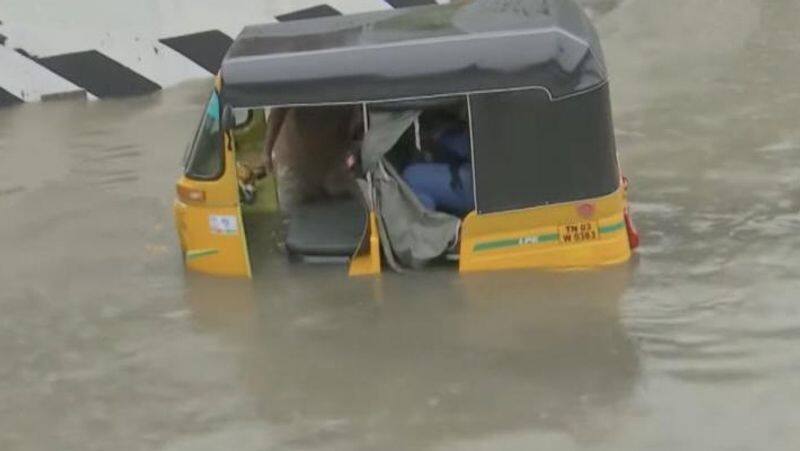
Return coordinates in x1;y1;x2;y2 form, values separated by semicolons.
209;215;238;235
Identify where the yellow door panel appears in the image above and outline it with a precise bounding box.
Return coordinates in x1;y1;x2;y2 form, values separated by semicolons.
174;201;251;277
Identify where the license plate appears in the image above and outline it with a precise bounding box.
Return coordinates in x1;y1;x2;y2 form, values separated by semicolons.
559;222;599;243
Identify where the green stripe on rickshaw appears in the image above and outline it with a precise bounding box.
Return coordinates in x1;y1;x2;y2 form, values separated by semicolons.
472;221;626;253
473;233;558;253
599;221;626;234
186;249;220;260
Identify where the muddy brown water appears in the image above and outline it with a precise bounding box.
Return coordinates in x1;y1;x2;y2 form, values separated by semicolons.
2;1;800;450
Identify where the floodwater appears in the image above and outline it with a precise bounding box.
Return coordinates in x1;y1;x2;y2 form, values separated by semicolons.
1;0;800;449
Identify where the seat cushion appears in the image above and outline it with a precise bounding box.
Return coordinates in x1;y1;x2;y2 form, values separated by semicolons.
285;198;367;257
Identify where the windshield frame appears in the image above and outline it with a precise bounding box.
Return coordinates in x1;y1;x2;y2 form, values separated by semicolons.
183;90;225;181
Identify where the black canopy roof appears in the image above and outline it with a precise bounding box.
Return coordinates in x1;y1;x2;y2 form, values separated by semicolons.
220;0;608;108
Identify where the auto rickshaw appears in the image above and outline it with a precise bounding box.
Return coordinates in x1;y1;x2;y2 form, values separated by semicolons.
173;0;640;279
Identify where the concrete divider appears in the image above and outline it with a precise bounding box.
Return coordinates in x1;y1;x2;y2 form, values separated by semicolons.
0;0;616;107
0;0;443;106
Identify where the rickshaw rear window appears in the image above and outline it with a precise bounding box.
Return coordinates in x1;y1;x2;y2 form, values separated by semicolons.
470;85;620;214
184;92;223;180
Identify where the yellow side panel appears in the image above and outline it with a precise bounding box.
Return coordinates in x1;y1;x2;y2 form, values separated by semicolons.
460;188;631;273
173;132;252;278
174;201;251;277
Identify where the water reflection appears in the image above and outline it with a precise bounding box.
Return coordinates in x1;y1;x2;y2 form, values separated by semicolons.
184;263;638;449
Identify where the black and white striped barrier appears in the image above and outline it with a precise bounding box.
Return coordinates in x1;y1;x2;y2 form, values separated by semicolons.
0;0;610;108
0;0;441;107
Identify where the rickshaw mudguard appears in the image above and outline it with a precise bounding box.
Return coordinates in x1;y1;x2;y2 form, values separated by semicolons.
174;132;253;279
348;211;382;277
459;188;632;273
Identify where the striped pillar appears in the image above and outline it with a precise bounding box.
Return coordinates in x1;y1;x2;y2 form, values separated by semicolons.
0;0;443;107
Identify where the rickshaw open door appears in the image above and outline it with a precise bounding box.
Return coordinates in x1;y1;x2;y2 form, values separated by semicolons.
173;95;252;278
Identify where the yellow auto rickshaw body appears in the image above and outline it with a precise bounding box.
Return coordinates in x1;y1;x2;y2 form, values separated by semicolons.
172;92;634;279
172;0;638;279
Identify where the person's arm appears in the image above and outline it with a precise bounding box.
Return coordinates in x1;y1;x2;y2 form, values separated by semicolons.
262;108;289;174
349;105;366;141
345;106;365;174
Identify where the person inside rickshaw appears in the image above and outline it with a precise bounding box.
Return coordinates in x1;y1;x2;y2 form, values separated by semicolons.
261;105;364;210
401;115;474;217
235;105;367;261
237;102;474;262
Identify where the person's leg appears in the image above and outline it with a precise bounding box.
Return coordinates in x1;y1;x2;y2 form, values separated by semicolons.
323;162;357;200
276;165;318;212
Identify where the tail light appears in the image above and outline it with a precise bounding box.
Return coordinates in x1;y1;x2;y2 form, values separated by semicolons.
177;185;206;203
621;176;640;249
625;209;640;250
